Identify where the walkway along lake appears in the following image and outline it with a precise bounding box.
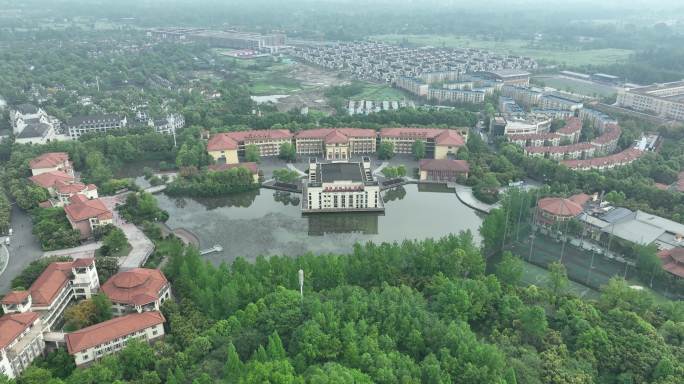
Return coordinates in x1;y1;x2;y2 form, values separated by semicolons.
156;183;484;265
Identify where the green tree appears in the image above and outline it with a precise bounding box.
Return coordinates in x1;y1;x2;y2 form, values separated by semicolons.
279;142;297;162
245;144;260;163
496;251;524;286
548;261;569;297
412;139;426;160
99;228;127;256
377;141;395;160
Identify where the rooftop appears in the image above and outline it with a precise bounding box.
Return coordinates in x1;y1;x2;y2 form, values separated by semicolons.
101;269;168;306
0;290;30;305
0;312;40;350
538;197;583;217
64;195;112;222
29;171;74;189
65;311;165;354
207;133;238;151
318;162;365;183
67;114;124;126
29;152;70;169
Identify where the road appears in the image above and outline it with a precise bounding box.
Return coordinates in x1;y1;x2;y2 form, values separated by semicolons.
0;205;44;293
101;194;154;270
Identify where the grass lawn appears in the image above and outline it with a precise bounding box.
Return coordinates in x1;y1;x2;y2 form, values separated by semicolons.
519;261;600;299
95;242;132;258
353;83;410;101
533;76;617;98
371;34;634;67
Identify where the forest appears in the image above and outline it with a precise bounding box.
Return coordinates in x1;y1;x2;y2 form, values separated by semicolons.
4;231;682;384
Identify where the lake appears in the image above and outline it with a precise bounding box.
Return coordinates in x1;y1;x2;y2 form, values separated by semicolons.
156;183;483;265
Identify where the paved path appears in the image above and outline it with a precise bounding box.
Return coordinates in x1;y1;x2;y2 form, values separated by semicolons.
101;194;154;270
286;163;307;176
0;205;44;293
453;184;500;213
44;242;102;259
372;161;389;176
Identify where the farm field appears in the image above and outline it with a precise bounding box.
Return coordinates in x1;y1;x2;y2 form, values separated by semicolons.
371;34;634;67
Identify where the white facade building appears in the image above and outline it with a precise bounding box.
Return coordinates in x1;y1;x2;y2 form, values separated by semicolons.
66;114;127;139
302;159;383;213
0;313;45;379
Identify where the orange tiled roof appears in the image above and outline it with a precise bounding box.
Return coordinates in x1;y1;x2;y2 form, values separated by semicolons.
64;195;112;222
29;171;74;189
207;133;238;151
1;290;30;305
0;312;40;349
27;262;74;306
101;269;168;306
66;311;165;354
538;197;583;217
29;152;69;169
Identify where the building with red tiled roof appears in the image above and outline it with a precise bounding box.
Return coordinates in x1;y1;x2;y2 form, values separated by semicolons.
507;132;561;147
0;312;44;379
536;197;584;226
101;269;171;316
66;311;166;366
658;248;684;279
556;117;582;144
1;259;99;332
524;142;595;161
591;124;621;154
379;127;467;159
29;170;74;190
207;130;293;163
29;152;73;177
295;128;377;160
562;148;644;171
419;159;469;182
64;195;113;239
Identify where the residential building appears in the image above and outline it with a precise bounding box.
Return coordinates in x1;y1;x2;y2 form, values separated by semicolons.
501;85;543;107
507;132;560;147
153;114;185;135
302;159;383;213
395;77;429;96
419;159;469;182
0;312;44;379
379;128;466;159
66;114;127;139
1;259;99;332
9;104;58;145
295;128;376;160
29;152;74;176
556;117;582;144
66;311;166;367
562;148;644;171
427;88;485;104
539;93;584;111
524;142;595;161
29;172;98;207
101;269;171;316
64;195;114;239
617;81;684;121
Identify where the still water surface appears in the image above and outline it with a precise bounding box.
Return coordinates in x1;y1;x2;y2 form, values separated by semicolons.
156;184;483;264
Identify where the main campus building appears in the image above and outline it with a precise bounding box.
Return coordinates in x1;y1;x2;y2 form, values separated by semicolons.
302;158;383;213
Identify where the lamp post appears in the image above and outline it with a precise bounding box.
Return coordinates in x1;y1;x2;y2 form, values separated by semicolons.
298;269;304;301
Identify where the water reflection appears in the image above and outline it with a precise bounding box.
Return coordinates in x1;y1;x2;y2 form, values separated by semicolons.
417;183;454;193
382;186;407;202
188;189;260;210
273;191;301;206
157;184;483;263
307;213;380;236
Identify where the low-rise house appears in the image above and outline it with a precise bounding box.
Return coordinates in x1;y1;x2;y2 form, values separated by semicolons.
29;152;74;176
1;259;99;332
419;159;469;182
64;195;113;239
101;269;171;316
0;312;44;379
65;311;166;367
29;171;98;207
10;104;58;145
536;196;584;227
66;114;127;139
